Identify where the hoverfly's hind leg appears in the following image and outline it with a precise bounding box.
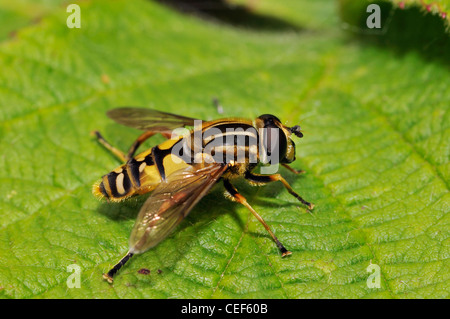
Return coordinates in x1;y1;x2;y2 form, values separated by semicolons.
281;163;305;175
245;172;314;210
91;130;128;162
92;130;171;162
103;251;134;284
223;179;292;257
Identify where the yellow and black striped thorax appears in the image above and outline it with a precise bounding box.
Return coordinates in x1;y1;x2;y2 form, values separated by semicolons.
179;119;259;165
93;118;260;201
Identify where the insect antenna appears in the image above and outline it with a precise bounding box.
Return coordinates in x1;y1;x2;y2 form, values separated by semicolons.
289;125;303;138
103;251;134;283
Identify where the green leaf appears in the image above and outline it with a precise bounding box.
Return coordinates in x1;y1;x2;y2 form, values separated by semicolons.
0;0;448;299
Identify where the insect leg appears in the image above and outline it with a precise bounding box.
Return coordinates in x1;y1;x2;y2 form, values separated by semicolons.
91;130;127;162
125;130;158;160
103;251;134;283
282;163;305;175
223;179;292;257
245;172;314;210
92;130;171;162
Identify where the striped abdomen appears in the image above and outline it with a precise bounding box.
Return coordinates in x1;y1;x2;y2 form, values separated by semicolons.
93;149;156;201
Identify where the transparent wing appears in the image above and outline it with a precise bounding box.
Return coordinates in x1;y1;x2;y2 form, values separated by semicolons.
129;163;228;254
107;107;198;131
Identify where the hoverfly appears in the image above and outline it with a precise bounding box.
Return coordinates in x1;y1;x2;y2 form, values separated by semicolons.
92;107;314;283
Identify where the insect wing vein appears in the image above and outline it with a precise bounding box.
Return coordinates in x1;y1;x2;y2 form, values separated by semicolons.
107;107;199;131
129;163;228;254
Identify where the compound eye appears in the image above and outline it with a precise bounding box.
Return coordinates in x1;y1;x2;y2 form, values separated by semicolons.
282;139;296;163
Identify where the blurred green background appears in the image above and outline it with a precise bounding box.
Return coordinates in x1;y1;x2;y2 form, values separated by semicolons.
0;0;448;298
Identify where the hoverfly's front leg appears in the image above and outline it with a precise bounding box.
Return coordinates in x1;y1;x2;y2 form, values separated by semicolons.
245;172;314;210
92;130;171;162
223;179;292;257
